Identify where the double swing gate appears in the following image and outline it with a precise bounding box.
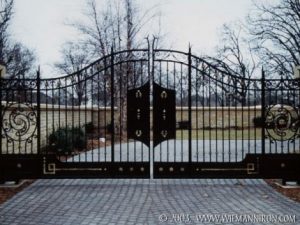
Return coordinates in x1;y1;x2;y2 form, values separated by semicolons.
1;46;300;181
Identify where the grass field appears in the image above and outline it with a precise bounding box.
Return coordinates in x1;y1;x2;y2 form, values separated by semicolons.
176;129;262;140
176;129;300;140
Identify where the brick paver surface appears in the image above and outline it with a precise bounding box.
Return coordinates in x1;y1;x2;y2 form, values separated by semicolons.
0;179;299;225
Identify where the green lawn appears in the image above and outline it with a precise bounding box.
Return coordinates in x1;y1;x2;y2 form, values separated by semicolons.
176;129;262;140
176;129;300;140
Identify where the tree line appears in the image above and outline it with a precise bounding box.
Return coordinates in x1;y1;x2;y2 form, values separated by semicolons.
1;0;300;108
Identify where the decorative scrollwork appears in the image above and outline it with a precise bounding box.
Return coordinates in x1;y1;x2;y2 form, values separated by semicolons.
265;78;300;90
2;103;37;142
154;50;188;65
129;49;148;59
24;79;38;89
114;50;148;65
265;104;300;141
0;78;37;90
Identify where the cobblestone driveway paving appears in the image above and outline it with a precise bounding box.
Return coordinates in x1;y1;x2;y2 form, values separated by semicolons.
0;179;299;225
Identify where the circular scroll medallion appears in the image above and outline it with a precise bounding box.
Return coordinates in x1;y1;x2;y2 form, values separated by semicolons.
265;104;299;141
2;103;37;141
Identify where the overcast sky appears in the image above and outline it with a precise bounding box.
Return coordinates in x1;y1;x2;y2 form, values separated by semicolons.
10;0;255;77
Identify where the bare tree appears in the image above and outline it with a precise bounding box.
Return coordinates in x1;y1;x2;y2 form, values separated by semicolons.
0;0;36;79
204;23;259;106
59;0;163;135
54;42;91;105
5;42;35;79
248;0;300;77
0;0;13;59
55;42;90;75
72;0;161;55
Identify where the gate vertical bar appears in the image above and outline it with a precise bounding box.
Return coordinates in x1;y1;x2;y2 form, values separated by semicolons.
0;76;2;155
37;67;41;154
149;39;153;166
261;68;266;154
188;46;192;162
110;47;115;162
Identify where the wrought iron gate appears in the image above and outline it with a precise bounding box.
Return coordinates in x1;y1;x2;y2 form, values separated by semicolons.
1;46;300;181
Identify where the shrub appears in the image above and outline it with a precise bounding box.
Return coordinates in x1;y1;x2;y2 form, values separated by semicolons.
253;117;263;128
48;126;86;154
176;121;189;130
105;122;113;133
84;122;95;134
253;116;273;128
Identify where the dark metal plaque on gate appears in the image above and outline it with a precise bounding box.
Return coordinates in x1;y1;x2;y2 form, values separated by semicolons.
127;81;150;147
153;82;176;147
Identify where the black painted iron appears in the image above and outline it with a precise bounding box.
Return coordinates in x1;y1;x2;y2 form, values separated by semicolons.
0;46;299;180
127;81;150;147
153;82;176;147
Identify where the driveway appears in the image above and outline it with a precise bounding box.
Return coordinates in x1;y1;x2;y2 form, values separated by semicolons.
69;140;299;163
0;179;299;225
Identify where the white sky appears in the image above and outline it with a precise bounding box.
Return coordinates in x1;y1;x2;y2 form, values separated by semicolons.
10;0;255;78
